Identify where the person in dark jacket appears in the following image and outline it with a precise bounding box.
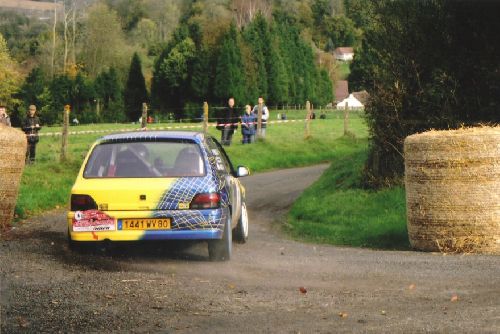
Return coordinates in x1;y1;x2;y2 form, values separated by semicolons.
241;105;256;144
22;104;42;164
216;97;239;146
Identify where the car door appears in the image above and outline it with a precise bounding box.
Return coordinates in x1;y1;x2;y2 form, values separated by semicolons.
207;137;241;227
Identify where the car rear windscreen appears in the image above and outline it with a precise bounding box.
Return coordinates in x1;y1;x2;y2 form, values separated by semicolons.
83;141;205;178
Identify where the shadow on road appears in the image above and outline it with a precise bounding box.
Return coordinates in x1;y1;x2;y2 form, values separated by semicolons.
6;228;212;272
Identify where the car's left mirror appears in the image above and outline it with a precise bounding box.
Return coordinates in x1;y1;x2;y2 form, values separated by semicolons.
236;166;250;177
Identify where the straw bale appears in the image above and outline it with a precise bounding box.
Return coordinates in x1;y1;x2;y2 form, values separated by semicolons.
404;126;500;254
0;125;27;229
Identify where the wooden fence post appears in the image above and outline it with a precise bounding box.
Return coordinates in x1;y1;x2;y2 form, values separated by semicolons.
141;103;148;129
60;104;70;162
257;101;263;139
344;101;349;136
203;102;209;134
305;100;312;139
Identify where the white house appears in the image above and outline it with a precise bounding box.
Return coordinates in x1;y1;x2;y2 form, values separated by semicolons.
336;93;364;110
334;47;354;61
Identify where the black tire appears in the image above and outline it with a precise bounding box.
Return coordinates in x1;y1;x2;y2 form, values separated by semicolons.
208;215;232;261
233;202;248;244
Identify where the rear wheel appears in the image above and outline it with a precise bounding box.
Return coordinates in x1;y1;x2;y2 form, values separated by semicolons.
208;215;232;261
233;202;248;243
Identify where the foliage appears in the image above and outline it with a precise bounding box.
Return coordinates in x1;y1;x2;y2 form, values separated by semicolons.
349;0;500;188
80;3;129;77
0;33;21;107
124;53;149;121
0;11;48;61
214;23;245;103
153;36;196;116
94;67;126;122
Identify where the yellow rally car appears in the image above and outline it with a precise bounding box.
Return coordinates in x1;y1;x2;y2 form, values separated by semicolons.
67;131;249;261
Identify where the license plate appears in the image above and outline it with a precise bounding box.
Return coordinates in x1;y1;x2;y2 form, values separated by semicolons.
120;218;171;230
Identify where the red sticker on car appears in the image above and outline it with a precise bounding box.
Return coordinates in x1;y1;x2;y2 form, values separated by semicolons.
72;210;115;232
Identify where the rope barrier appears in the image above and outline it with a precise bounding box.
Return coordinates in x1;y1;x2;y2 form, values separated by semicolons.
38;119;307;137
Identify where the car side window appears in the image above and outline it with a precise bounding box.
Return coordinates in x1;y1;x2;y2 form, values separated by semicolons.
207;137;235;175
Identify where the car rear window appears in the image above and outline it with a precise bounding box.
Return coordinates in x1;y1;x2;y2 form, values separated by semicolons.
83;141;205;178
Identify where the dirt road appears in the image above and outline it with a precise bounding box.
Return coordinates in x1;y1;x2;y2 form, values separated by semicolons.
1;164;499;333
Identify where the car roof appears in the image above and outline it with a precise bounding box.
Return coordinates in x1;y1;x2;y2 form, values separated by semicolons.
98;131;206;143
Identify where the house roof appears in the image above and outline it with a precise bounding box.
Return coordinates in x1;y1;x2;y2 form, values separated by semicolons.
334;47;354;55
352;90;370;105
335;80;349;102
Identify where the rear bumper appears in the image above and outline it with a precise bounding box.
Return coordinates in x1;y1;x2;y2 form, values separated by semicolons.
69;228;222;242
67;208;227;242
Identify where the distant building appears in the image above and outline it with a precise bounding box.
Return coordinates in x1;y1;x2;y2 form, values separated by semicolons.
334;47;354;61
335;80;349;103
336;93;365;110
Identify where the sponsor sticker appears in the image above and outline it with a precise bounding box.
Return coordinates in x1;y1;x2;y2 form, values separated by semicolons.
72;210;115;232
178;202;189;209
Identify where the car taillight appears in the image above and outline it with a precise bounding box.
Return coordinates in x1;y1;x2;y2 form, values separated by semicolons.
190;193;220;209
71;194;98;211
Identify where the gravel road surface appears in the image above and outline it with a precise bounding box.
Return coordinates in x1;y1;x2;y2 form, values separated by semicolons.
1;164;499;333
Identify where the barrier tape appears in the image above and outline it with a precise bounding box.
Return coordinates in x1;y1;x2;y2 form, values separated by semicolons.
37;119;305;137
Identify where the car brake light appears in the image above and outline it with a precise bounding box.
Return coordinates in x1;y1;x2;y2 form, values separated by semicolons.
190;193;220;209
71;194;98;211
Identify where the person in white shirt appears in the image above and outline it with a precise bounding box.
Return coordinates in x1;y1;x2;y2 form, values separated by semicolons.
252;97;269;139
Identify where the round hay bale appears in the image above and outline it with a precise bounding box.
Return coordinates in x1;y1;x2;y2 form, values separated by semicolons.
0;125;27;229
404;126;500;254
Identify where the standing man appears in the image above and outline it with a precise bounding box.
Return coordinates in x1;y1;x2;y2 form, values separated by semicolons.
0;105;11;126
252;97;269;138
216;97;238;146
22;105;42;164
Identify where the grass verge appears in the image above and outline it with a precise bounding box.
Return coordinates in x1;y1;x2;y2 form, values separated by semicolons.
287;137;409;250
15;113;366;219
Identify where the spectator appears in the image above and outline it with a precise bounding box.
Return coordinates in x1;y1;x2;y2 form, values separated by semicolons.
72;117;79;126
252;97;269;138
22;105;42;164
216;97;239;146
0;105;11;126
241;105;256;144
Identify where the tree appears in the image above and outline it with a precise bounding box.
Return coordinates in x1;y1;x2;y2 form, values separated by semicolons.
350;0;500;187
214;24;245;103
0;33;21;107
81;3;128;77
95;67;125;122
242;14;269;100
124;53;148;121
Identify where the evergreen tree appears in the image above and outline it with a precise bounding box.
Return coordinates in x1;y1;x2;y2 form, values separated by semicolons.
242;15;269;99
95;67;125;122
152;33;195;118
124;52;148;122
214;23;245;103
19;67;45;109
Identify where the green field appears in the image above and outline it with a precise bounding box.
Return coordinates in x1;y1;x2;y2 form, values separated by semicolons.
15;110;408;249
